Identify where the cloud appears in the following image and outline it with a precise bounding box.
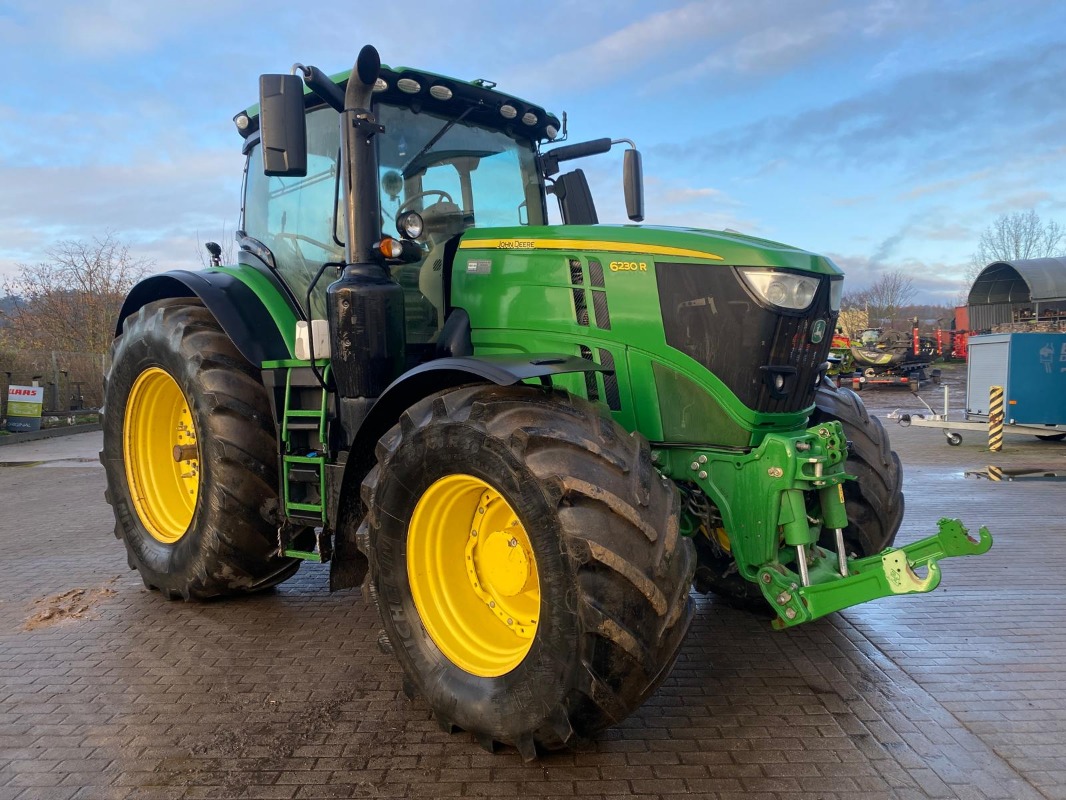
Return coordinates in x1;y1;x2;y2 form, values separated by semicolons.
829;252;968;304
656;42;1066;177
0;0;243;58
654;185;737;206
870;230;907;264
500;0;941;97
679;6;856;79
0;147;242;280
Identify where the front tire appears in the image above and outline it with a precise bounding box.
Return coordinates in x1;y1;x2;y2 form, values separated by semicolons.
100;299;298;599
811;378;904;555
360;385;695;755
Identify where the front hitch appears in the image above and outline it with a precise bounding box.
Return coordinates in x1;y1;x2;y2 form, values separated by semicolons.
657;422;993;629
758;518;992;629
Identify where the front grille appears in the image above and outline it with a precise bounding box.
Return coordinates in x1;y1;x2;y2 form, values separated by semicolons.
656;263;835;413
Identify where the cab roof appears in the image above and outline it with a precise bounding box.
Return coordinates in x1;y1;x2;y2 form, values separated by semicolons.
238;63;561;146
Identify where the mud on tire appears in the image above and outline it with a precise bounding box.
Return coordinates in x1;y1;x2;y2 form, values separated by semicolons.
100;299;298;599
359;384;695;756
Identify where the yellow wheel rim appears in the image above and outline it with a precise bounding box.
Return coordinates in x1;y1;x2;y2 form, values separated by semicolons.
408;474;540;677
123;367;199;544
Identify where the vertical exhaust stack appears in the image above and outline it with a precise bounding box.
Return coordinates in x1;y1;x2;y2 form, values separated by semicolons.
341;44;383;266
327;45;407;408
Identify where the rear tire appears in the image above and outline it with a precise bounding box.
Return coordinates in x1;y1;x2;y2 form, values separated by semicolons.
100;299;298;599
360;385;695;755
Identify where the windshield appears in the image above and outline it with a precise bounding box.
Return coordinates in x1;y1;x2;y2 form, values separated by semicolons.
242;101;548;342
375;104;546;231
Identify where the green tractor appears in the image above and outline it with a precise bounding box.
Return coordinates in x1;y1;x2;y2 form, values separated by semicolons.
100;46;990;757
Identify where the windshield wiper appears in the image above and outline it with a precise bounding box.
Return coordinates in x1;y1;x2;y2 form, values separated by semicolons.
401;106;474;178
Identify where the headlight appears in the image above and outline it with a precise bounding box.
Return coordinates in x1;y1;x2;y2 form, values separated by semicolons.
737;268;820;311
829;278;843;311
397;210;424;240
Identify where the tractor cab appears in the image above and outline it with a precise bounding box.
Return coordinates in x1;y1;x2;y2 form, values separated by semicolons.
239;60;641;353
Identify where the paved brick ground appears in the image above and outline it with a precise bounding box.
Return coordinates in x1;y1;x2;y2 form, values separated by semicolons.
1;385;1064;799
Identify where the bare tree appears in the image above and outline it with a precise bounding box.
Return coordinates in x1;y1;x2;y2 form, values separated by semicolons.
863;270;916;321
841;288;871;310
966;209;1065;282
0;232;151;355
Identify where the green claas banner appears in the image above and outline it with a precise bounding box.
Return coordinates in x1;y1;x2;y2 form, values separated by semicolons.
6;385;44;432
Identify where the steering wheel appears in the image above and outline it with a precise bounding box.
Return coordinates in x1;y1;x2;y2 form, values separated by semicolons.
398;189;454;216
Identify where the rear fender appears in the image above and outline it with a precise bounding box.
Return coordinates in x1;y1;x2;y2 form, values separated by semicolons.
115;269;298;366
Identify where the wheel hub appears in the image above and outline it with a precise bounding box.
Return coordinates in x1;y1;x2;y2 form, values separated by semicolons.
472;527;531;597
123;367;199;544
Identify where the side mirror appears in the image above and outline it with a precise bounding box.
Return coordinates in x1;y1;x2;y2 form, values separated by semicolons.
259;74;307;176
623;148;644;222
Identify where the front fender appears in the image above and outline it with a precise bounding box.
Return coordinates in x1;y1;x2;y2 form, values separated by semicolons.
329;354;604;591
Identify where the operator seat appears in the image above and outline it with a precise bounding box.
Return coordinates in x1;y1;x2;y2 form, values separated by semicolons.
417;199;465;330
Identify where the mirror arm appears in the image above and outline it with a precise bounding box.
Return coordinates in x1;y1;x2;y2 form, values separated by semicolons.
294;63;346;113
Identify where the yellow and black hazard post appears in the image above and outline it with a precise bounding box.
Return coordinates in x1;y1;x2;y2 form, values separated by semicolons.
988;385;1005;452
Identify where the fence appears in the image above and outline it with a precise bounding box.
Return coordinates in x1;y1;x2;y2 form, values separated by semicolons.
0;350;110;421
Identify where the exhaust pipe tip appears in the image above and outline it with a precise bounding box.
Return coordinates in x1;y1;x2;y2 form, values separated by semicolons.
345;44;381;110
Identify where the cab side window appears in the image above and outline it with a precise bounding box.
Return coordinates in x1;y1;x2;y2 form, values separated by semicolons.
244;106;343;317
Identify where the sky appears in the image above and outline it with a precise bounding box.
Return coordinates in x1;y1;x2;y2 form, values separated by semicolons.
1;0;1064;305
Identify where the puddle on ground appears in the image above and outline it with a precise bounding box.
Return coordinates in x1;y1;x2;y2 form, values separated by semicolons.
0;457;100;468
964;466;1066;482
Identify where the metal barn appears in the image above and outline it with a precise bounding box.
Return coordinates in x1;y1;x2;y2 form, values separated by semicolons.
967;257;1066;331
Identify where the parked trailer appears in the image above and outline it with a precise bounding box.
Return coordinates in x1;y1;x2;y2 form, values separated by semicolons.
888;386;1065;445
966;333;1066;426
887;332;1066;445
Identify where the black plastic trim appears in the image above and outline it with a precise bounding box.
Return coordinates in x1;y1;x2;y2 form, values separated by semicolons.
114;270;291;366
329;353;603;593
347;354;604;465
436;308;474;357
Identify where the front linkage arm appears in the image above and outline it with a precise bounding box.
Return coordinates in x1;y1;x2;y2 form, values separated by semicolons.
657;421;993;629
758;517;992;628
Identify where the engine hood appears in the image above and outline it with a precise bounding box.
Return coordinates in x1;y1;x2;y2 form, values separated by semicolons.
457;224;843;277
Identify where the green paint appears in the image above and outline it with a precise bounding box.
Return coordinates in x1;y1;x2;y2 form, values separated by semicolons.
654;426;992;629
654;420;849;579
759;519;992;628
275;364;331;529
208;265;299;357
455;228;823;443
283;549;323;562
